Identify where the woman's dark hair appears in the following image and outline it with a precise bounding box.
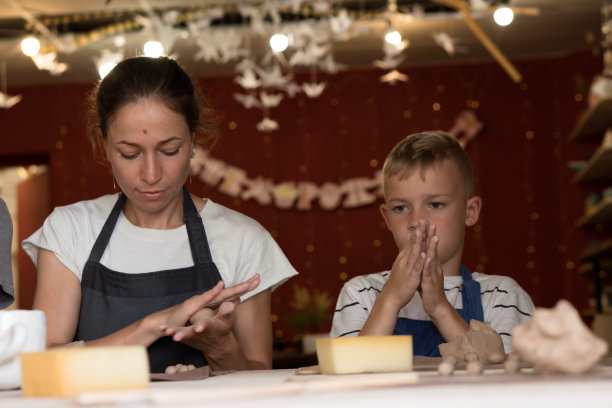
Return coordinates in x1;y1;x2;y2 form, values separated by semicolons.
87;56;217;159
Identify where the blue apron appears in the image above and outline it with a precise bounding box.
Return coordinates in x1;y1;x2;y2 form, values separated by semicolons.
392;265;484;357
74;186;223;373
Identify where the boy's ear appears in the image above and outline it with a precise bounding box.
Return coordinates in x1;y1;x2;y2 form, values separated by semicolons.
465;196;482;227
379;203;392;231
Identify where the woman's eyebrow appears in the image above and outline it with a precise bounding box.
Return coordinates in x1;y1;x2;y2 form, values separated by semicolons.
115;137;182;147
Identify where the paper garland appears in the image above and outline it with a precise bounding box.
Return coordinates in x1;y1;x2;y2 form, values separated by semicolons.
190;149;382;211
190;109;484;211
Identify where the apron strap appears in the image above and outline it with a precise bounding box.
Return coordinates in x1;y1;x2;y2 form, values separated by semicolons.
87;193;126;263
459;264;484;322
182;186;215;266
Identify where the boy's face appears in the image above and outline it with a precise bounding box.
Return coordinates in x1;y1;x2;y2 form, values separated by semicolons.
380;159;481;275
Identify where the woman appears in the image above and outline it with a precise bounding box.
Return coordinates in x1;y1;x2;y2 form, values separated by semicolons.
22;56;297;373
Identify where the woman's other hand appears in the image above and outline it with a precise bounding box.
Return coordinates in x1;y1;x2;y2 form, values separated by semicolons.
157;274;260;335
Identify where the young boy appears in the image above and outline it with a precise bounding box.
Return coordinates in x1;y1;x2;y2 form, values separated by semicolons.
330;131;534;356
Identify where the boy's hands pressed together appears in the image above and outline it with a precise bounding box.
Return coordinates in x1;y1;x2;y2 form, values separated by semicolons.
361;218;469;339
383;219;431;310
360;219;429;336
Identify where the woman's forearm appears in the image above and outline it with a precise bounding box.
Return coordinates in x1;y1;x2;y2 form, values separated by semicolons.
73;313;164;348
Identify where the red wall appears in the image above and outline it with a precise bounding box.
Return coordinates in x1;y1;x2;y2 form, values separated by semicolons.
0;50;603;343
17;171;51;309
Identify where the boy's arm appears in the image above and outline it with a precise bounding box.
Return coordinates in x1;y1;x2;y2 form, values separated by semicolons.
428;301;469;342
359;289;405;335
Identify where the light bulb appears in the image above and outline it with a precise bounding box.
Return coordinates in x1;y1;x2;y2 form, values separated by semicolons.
21;36;41;57
113;35;126;47
143;41;164;57
269;33;289;53
385;30;402;45
98;61;116;79
493;7;514;26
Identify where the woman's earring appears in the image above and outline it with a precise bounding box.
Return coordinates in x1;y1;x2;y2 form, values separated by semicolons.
112;175;116;190
189;149;195;183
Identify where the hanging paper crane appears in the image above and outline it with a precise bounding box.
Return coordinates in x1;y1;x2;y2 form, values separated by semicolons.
0;93;22;109
0;61;22;109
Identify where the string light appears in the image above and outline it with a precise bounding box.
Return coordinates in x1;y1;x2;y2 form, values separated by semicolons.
113;35;126;47
493;7;514;27
384;30;402;45
269;33;289;53
20;36;40;56
143;40;164;57
98;61;116;78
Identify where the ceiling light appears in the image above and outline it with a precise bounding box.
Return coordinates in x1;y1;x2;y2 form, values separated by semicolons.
98;62;116;79
493;7;514;27
269;34;289;53
95;49;123;79
143;41;164;57
384;30;402;46
21;37;40;57
113;35;126;47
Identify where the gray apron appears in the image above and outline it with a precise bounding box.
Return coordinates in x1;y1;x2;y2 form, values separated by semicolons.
74;187;223;373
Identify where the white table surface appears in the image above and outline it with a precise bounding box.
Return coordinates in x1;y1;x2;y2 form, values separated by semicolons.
2;360;612;408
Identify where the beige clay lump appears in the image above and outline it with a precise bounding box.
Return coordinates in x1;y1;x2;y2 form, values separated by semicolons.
511;299;608;374
438;319;505;375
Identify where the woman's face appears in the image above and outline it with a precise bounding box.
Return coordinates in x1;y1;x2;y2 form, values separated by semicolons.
105;97;193;217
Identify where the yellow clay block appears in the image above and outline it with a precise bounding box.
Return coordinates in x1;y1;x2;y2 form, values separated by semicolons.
20;345;149;397
316;335;413;374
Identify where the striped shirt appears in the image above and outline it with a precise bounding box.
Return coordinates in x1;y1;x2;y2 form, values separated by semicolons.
330;271;535;354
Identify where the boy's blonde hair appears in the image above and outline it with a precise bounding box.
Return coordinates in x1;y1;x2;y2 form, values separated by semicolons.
382;131;474;198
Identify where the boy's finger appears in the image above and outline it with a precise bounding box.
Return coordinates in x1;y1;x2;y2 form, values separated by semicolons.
425;224;436;254
395;233;417;273
427;235;438;256
411;252;426;286
397;243;412;264
409;229;423;260
421;257;432;285
427;237;442;282
435;250;444;279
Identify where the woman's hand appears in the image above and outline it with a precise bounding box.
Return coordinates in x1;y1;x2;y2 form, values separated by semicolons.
158;275;271;371
162;301;238;352
156;274;260;338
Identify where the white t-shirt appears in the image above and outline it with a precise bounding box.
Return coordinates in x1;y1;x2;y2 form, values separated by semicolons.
22;194;298;301
330;270;535;354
